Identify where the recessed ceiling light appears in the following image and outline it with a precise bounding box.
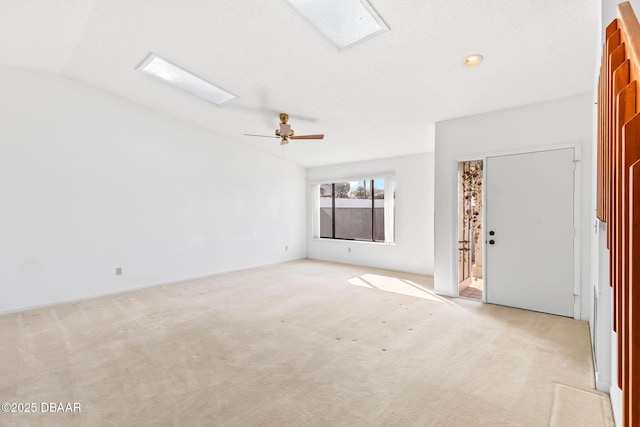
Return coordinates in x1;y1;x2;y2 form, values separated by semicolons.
137;53;236;106
283;0;389;50
464;54;484;67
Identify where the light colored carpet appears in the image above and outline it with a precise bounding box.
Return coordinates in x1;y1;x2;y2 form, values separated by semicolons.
0;259;611;426
549;383;614;427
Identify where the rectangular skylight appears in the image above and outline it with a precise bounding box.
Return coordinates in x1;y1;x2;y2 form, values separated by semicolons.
284;0;389;50
137;53;236;106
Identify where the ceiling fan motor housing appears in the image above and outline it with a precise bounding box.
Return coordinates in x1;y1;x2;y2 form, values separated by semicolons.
277;123;293;137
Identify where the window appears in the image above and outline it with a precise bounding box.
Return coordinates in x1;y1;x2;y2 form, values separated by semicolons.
317;177;395;243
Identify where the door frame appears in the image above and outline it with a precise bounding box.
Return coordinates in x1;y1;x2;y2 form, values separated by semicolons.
453;142;582;319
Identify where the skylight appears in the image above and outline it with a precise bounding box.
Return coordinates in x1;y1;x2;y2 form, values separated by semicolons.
283;0;389;50
137;53;236;106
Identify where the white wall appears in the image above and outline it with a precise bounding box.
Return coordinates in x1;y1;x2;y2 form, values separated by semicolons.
307;153;434;275
433;93;593;320
0;66;307;314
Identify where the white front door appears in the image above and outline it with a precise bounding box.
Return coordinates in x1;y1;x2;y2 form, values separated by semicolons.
485;148;575;317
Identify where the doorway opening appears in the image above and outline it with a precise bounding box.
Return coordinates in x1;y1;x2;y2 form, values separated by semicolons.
458;160;484;300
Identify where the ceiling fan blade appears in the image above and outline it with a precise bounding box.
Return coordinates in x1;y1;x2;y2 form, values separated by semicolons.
244;133;279;138
289;134;324;140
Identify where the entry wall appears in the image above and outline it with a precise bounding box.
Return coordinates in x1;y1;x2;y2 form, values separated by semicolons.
433;92;593;320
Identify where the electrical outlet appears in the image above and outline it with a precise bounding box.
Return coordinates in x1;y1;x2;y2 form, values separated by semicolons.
115;267;122;276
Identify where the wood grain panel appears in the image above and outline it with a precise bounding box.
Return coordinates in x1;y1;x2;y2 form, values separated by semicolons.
609;56;628;339
620;107;639;422
620;3;640;86
598;73;604;220
613;57;630;316
607;31;622;256
601;48;608;221
590;4;640;425
616;11;640;426
614;82;635;391
600;20;617;221
606;17;619;39
629;159;640;427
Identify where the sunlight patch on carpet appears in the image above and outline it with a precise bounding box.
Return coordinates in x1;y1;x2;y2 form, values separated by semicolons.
348;274;455;304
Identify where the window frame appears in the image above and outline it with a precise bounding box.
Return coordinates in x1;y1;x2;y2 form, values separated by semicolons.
312;175;395;244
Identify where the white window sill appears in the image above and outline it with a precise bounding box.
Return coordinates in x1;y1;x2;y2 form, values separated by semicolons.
312;237;396;246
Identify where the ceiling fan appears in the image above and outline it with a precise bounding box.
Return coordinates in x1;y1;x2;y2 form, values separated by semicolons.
244;113;324;145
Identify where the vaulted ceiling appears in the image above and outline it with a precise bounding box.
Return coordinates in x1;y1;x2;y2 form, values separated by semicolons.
0;1;598;167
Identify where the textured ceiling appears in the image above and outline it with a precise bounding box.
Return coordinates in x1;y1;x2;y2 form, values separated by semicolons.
0;1;598;167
